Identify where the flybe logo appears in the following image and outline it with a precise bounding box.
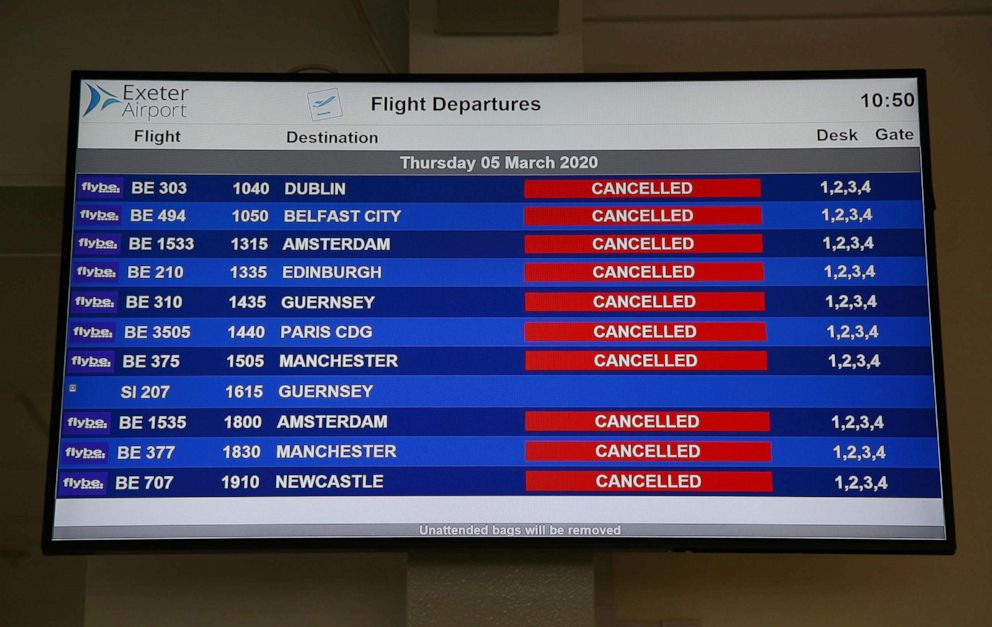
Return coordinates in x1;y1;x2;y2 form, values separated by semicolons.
63;445;108;461
59;473;107;495
81;81;190;121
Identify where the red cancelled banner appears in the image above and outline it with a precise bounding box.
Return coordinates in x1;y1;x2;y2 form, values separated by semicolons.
524;178;761;199
524;291;766;312
524;321;767;342
524;410;771;432
525;440;771;462
525;471;774;493
524;233;763;255
524;205;762;226
524;262;764;282
524;350;768;371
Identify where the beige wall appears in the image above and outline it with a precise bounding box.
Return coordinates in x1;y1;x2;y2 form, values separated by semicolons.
0;0;389;186
84;553;406;627
0;187;87;626
0;2;406;626
586;7;992;626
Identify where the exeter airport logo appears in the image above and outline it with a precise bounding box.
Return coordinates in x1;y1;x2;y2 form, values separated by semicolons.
82;83;121;116
308;88;343;121
79;82;189;121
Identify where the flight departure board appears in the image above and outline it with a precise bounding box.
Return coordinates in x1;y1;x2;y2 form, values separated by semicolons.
44;71;953;552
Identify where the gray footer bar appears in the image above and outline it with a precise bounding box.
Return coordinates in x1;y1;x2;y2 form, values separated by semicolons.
52;522;946;541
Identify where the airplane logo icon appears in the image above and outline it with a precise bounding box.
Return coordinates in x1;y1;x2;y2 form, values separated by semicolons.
307;88;343;121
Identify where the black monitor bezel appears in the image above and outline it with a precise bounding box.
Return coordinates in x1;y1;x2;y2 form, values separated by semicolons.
42;69;955;555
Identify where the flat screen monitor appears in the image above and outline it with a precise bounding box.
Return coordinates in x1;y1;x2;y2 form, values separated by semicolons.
44;70;953;553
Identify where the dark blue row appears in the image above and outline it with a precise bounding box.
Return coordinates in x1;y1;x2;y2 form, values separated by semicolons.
67;287;930;316
55;467;941;498
56;435;937;468
66;257;925;287
60;374;940;410
76;173;922;202
70;229;924;257
62;316;933;348
58;408;934;438
70;200;926;231
65;347;933;375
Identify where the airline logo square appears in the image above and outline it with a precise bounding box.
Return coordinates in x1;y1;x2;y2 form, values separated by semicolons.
70;292;118;314
66;350;115;373
74;262;119;282
308;88;343;121
77;176;124;199
74;233;121;256
76;205;121;225
62;411;112;435
58;472;107;496
61;442;109;465
68;322;116;344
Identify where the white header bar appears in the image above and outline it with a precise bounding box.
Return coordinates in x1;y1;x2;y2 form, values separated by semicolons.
76;77;923;151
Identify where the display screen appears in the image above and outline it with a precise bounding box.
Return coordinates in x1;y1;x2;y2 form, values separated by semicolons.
44;71;953;551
